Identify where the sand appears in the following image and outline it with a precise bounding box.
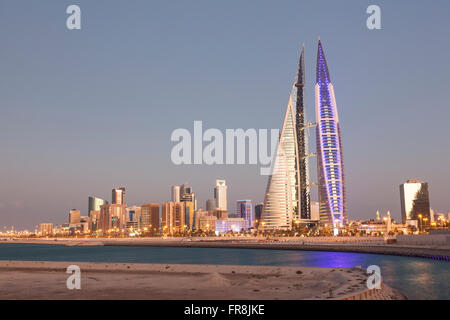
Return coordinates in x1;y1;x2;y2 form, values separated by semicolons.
0;261;405;300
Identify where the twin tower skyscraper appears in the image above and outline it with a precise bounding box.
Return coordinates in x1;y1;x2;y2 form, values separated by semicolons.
261;39;346;231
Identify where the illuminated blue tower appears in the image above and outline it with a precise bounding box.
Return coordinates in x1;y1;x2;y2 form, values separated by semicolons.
315;39;347;230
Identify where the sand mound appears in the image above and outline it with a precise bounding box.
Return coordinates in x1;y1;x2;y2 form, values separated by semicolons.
200;272;232;287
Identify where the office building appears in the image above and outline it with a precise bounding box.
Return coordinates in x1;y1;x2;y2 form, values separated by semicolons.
39;223;53;236
112;187;126;205
88;196;108;218
310;201;320;221
214;180;227;210
161;202;185;235
206;199;216;211
180;184;197;210
255;204;263;221
261;89;299;229
171;185;180;202
400;179;431;225
80;216;90;233
98;203;127;233
210;209;228;220
69;209;81;224
215;218;247;234
315;39;347;230
194;209;209;230
236;200;254;229
184;201;195;231
89;210;100;232
141;203;160;231
254;203;263;229
127;206;142;229
294;44;311;219
261;47;306;230
198;215;217;232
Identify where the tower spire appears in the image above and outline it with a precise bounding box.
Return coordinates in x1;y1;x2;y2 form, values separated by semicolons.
316;39;331;84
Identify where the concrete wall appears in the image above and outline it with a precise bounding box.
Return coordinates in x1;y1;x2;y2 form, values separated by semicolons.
396;234;450;246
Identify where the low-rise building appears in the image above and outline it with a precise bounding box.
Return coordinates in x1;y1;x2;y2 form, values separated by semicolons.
198;215;217;232
215;218;247;234
39;223;53;236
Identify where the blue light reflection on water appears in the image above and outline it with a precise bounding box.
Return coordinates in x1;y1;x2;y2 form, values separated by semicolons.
0;244;448;299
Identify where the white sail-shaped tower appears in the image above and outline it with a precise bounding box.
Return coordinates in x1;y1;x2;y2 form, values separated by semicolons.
261;93;300;230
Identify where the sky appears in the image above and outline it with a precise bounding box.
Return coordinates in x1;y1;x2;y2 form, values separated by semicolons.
1;0;450;229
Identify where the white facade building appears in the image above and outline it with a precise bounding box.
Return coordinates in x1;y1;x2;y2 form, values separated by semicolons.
214;180;227;211
171;185;180;202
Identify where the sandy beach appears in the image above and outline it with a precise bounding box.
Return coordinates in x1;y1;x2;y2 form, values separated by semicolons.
0;261;405;300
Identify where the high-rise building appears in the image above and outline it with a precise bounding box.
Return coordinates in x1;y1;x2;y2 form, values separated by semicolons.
236;200;253;229
184;201;195;231
261;40;345;231
254;203;263;229
69;209;81;224
315;39;347;230
112;187;126;205
88;196;108;217
261;46;312;230
206;199;216;211
261;88;300;230
126;206;142;229
214;180;227;210
294;44;311;219
98;203;127;233
89;210;100;232
400;179;431;225
141;203;160;231
254;204;263;221
161;202;185;235
171;185;181;202
180;184;197;210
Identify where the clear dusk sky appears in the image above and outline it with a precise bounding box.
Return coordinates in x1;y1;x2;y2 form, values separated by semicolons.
1;0;450;229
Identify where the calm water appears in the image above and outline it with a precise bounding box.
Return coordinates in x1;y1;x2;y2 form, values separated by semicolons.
0;244;448;299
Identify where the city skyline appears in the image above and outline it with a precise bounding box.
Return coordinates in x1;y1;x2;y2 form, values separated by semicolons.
1;1;450;229
9;175;446;233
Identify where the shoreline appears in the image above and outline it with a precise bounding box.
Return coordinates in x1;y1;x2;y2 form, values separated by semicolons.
2;238;449;261
0;260;406;300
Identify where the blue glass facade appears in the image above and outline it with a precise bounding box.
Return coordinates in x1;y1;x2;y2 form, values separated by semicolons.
315;40;347;227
